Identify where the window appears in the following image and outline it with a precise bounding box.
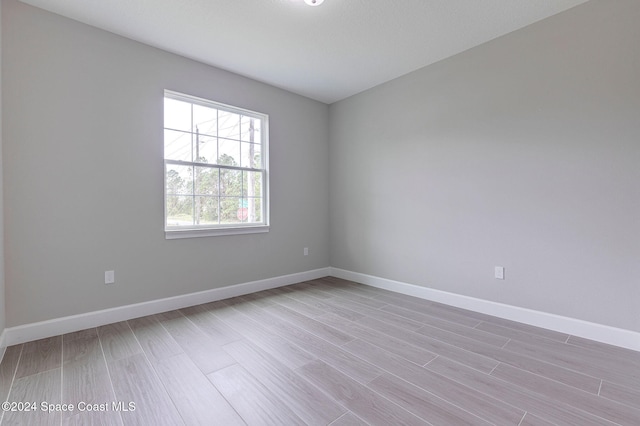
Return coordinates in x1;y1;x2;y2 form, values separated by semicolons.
164;90;269;238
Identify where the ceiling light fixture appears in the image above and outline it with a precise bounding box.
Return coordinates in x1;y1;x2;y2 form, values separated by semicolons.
304;0;324;6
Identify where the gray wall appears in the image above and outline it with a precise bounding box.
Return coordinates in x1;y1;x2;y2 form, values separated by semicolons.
0;0;5;338
329;0;640;332
3;0;330;327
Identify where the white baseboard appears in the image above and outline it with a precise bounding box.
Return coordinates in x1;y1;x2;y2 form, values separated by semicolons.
3;268;331;347
331;268;640;352
0;330;6;363
5;266;639;353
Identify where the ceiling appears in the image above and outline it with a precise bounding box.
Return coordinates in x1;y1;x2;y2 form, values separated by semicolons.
19;0;589;104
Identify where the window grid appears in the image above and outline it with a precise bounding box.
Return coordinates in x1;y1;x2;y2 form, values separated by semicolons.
164;91;268;235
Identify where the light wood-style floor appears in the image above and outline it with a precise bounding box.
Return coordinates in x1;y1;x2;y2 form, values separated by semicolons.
0;277;639;425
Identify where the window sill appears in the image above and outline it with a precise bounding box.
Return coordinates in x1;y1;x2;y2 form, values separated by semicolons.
165;225;270;239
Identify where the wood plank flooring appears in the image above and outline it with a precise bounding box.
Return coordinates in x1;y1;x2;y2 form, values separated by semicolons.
1;277;639;425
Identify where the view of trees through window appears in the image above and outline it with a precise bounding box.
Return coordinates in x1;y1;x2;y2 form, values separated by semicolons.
164;92;267;229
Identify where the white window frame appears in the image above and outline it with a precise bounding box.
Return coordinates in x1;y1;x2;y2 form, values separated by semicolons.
164;90;269;239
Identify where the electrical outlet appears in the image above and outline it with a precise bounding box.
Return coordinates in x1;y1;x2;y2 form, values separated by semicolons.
303;247;309;256
494;266;505;280
105;270;115;284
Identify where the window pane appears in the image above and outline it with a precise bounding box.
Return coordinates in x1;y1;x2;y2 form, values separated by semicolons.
220;197;242;223
219;139;241;167
241;142;261;168
254;145;263;168
195;196;219;225
194;167;219;196
243;171;262;198
193;104;217;137
244;197;262;223
238;198;249;223
164;130;192;162
220;169;242;196
164;98;192;132
195;135;217;164
240;116;260;142
251;119;261;139
166;164;193;195
166;195;194;226
218;110;240;140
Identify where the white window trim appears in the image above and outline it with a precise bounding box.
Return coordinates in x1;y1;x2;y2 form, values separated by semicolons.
163;90;270;239
165;225;270;239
